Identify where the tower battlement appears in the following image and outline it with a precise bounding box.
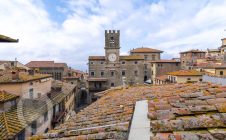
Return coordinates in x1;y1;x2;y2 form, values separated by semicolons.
105;30;120;34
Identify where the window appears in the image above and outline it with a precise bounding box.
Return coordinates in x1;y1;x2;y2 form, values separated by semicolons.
152;55;156;60
187;78;191;80
122;61;125;64
99;82;102;88
220;71;224;75
11;62;15;66
44;112;48;122
176;63;179;66
90;61;94;64
134;61;138;64
30;82;33;85
31;121;37;135
38;93;41;98
111;71;114;76
71;82;74;84
144;64;147;69
100;61;104;64
144;55;148;60
151;71;153;75
29;89;33;99
122;70;126;76
111;83;115;87
11;100;16;106
101;71;104;77
199;78;203;82
134;71;138;76
110;36;114;40
90;71;95;77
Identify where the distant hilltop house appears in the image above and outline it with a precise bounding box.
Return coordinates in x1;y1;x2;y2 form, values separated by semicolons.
88;30;180;95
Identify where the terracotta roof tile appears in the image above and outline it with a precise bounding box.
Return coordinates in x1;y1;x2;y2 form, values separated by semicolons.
130;47;163;53
0;90;18;103
149;60;179;63
167;70;203;76
180;49;206;54
89;56;105;60
120;55;144;60
26;61;67;68
30;83;226;139
148;83;226;139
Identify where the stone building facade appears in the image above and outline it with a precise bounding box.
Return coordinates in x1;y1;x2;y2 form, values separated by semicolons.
180;50;206;70
150;60;181;81
26;61;68;80
88;30;180;93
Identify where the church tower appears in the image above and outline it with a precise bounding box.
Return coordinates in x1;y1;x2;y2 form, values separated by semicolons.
105;30;120;64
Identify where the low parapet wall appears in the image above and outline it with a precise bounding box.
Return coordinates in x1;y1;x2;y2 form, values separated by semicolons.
203;74;226;85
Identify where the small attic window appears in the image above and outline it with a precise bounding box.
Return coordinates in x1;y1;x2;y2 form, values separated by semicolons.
110;37;114;40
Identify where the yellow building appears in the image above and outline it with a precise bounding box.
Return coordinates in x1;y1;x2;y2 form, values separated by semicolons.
167;70;203;83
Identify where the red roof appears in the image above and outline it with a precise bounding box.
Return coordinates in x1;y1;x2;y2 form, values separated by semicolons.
155;75;168;81
130;47;163;53
149;60;180;63
167;70;203;76
180;49;206;54
89;56;105;60
26;61;67;68
88;77;108;81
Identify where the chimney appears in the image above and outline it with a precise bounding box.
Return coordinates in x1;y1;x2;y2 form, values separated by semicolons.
12;70;19;80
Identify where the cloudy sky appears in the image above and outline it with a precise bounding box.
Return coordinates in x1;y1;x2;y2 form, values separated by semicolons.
0;0;226;71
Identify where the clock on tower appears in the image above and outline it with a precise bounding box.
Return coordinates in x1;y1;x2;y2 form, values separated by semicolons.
105;30;120;63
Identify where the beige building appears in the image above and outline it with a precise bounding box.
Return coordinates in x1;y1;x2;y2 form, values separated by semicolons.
167;70;203;83
195;64;226;76
0;71;52;99
0;74;76;139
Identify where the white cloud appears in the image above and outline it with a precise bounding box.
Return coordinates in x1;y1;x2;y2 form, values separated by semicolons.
0;0;226;70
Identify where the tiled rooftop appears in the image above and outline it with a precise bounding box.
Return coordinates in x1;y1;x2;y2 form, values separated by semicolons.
88;56;105;60
0;90;18;103
148;84;226;139
0;73;52;84
26;61;67;68
149;60;179;63
167;70;203;76
130;47;163;53
155;75;168;81
180;49;206;54
89;55;144;60
120;55;144;60
30;82;225;140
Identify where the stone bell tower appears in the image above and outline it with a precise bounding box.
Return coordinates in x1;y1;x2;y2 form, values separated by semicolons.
105;30;120;63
